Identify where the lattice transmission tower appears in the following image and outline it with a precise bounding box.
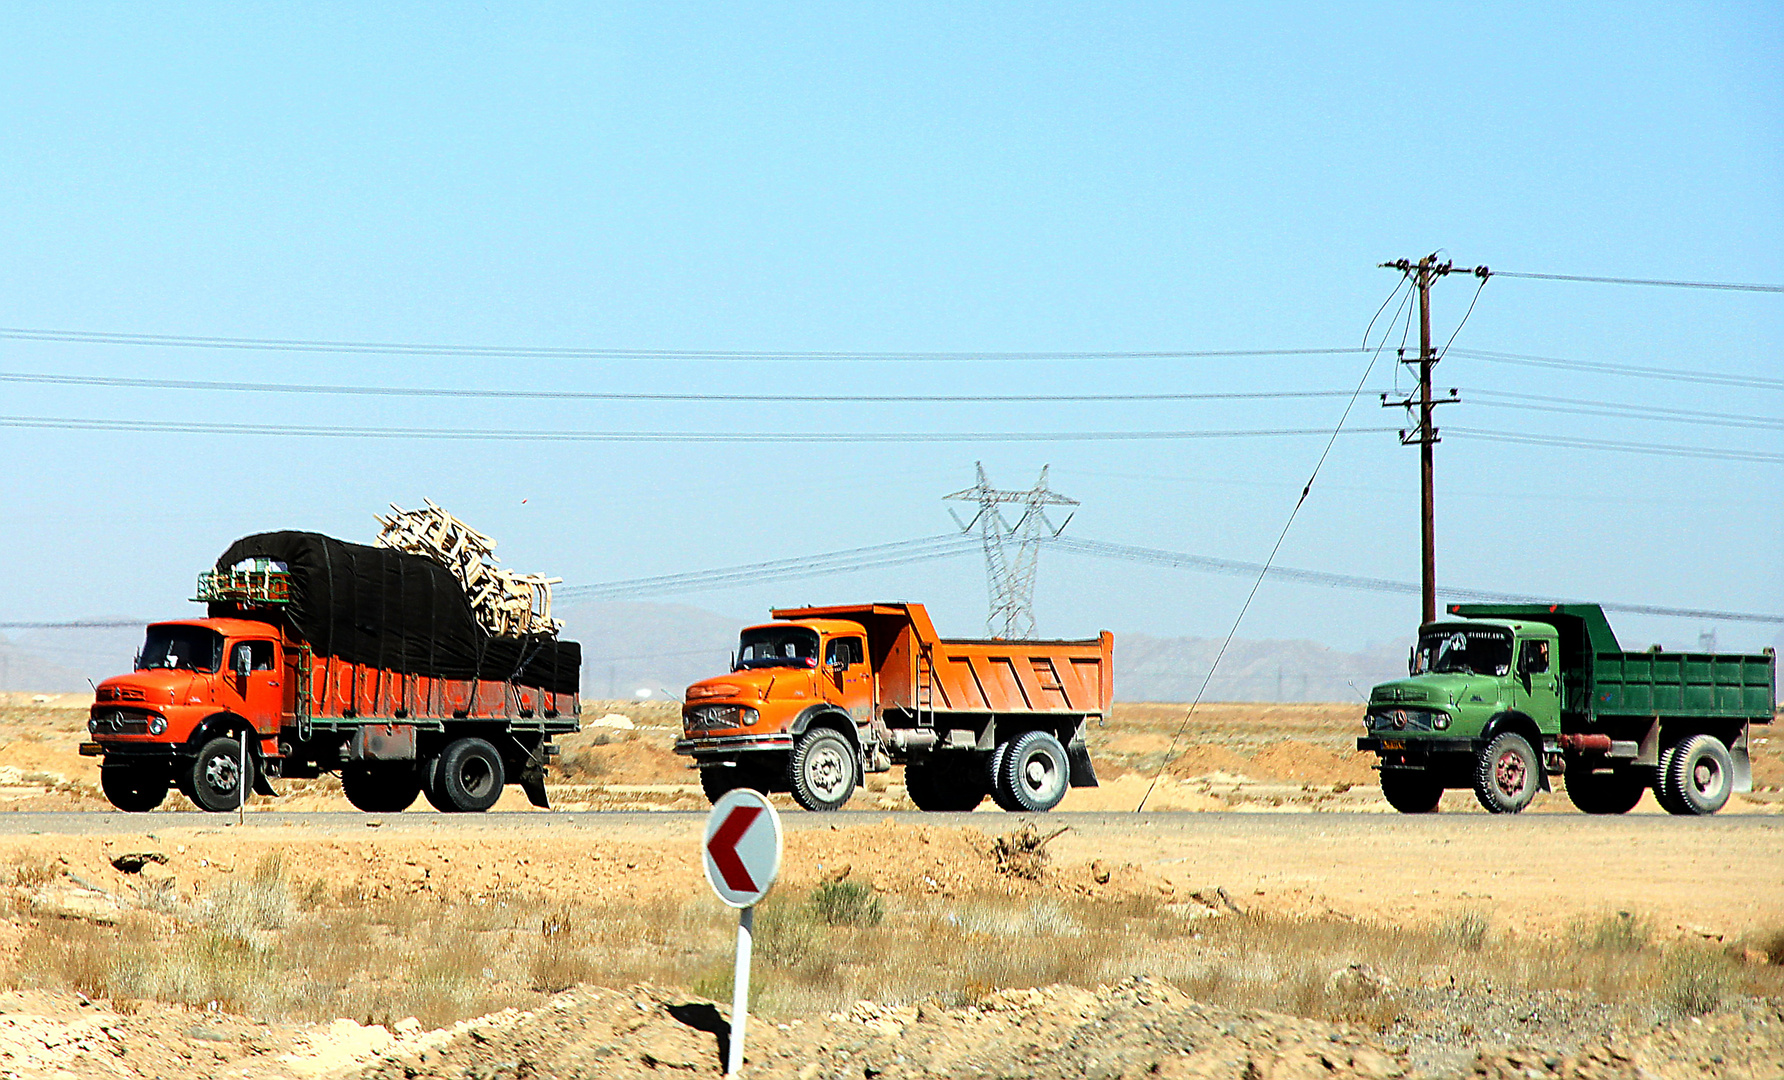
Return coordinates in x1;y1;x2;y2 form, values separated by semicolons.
944;463;1078;639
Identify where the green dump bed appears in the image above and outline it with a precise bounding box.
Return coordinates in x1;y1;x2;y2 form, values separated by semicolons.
1446;603;1776;724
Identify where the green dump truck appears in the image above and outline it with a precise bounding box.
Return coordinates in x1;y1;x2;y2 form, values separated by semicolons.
1357;603;1776;815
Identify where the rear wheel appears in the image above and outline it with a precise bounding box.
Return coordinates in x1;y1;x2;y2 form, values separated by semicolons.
1473;732;1539;814
904;755;987;812
186;735;252;812
1564;762;1646;815
987;741;1022;811
1000;730;1069;813
341;764;422;813
100;765;167;812
1665;734;1733;816
426;738;505;813
1380;769;1443;813
1653;744;1691;815
788;729;856;812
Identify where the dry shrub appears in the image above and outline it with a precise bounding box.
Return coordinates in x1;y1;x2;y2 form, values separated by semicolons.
1662;948;1730;1016
7;856;57;890
1438;911;1489;952
1576;911;1652;953
807;880;883;928
991;824;1069;880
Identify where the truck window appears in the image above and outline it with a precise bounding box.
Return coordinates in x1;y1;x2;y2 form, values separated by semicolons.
825;637;864;668
1414;627;1512;676
230;641;276;672
1520;639;1551;674
138;626;224;673
736;626;820;669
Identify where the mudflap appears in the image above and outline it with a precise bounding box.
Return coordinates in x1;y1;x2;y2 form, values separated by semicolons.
252;772;279;797
1067;742;1099;788
520;770;551;809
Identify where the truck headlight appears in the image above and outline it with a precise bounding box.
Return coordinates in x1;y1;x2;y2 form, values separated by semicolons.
148;716;167;735
87;717;99;733
1434;714;1450;730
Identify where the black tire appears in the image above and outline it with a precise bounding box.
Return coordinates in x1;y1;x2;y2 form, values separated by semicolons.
1653;744;1691;815
1564;762;1646;815
341;765;422;813
1473;732;1539;814
700;763;763;804
904;756;987;812
100;766;167;812
428;738;505;813
987;741;1022;811
788;728;856;812
1665;734;1733;816
1000;730;1070;813
1380;769;1443;813
186;735;253;812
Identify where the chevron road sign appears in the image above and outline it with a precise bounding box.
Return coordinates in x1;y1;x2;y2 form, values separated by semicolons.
701;788;783;1078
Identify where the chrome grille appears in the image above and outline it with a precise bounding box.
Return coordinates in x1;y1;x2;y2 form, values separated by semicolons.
90;710;153;735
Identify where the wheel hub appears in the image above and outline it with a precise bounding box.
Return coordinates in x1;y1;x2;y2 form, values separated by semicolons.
204;754;240;793
807;746;846;798
1494;751;1526;795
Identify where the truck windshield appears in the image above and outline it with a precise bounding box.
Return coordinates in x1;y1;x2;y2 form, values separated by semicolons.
137;626;224;673
1414;627;1513;676
736;627;819;670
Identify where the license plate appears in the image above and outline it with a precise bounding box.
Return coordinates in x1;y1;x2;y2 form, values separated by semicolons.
1380;740;1405;750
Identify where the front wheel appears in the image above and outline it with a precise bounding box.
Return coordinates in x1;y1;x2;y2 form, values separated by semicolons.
1664;734;1733;816
186;735;253;812
341;764;422;813
1380;769;1443;813
1564;762;1646;815
1473;732;1539;814
101;765;167;812
788;729;856;812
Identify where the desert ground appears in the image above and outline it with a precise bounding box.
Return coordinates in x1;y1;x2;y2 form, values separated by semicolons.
0;692;1779;1079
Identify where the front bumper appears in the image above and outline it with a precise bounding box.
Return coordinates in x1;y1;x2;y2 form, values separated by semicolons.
1357;736;1480;755
675;732;795;758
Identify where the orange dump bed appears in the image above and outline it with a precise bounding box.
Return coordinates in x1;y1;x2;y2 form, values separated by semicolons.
769;603;1111;721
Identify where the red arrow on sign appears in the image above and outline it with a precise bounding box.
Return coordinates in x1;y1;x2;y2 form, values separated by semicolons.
707;804;764;893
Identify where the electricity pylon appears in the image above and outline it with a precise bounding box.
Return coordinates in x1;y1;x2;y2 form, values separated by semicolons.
945;463;1077;639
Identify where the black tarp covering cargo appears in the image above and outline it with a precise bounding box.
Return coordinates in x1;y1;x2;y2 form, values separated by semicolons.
210;532;579;695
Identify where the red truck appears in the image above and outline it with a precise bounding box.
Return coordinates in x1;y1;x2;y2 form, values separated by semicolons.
677;602;1111;812
82;532;580;814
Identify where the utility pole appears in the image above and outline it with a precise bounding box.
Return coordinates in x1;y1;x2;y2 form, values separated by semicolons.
1379;255;1485;625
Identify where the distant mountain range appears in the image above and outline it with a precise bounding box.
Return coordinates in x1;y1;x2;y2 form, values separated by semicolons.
1;601;1408;703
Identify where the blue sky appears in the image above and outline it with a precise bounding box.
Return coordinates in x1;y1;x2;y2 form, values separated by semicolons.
0;2;1778;654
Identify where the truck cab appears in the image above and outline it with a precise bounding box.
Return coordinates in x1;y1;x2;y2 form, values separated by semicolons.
86;618;291;811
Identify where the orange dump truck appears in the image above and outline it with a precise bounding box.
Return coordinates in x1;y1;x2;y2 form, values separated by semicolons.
677;603;1111;812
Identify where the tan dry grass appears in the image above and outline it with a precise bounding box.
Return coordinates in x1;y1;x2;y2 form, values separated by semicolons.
6;856;1782;1032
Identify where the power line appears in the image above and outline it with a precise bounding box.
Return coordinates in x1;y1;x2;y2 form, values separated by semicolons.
1451;428;1784;464
0;415;1403;444
1487;270;1784;293
1464;389;1784;430
560;534;982;601
0;326;1365;363
0;619;142;629
1450;348;1784;392
1051;537;1784;624
0;369;1378;405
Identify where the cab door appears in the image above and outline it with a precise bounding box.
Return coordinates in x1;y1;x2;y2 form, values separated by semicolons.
823;635;874;723
225;640;283;737
1513;634;1561;729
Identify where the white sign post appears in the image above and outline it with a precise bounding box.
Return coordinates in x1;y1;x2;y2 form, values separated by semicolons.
702;788;783;1079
